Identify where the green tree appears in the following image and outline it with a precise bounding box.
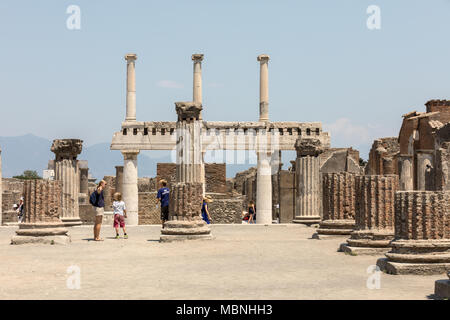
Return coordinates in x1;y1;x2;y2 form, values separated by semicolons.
13;170;42;180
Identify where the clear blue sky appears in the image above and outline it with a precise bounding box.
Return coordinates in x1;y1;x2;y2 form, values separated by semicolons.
1;0;450;160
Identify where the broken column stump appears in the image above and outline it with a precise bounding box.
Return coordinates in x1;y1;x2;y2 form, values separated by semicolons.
316;172;356;238
434;271;450;299
340;175;398;255
377;191;450;275
11;179;70;245
160;182;213;242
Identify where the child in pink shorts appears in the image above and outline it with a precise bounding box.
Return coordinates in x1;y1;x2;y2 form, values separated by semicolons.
112;192;128;239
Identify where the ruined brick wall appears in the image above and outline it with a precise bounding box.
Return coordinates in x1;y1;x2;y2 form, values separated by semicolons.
138;177;157;192
138;191;161;224
208;197;244;224
2;178;24;193
22;180;62;223
320;148;361;174
322;172;356;221
233;167;257;194
425;100;450;124
169;182;203;220
367;138;399;175
156;163;176;188
205;163;227;193
355;175;399;230
395;191;450;240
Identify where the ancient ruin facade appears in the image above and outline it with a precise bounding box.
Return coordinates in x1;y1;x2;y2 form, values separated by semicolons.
377;190;450;275
366;138;399;175
110;53;330;225
340;175;399;255
11;179;70;245
51;139;83;226
397;100;450;191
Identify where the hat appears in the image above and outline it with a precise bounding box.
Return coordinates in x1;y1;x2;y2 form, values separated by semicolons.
13;204;18;209
203;195;213;203
20;197;24;201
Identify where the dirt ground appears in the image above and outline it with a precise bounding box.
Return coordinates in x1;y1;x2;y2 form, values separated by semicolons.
0;224;444;300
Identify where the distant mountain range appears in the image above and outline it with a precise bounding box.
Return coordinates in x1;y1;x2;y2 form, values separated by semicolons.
0;134;252;180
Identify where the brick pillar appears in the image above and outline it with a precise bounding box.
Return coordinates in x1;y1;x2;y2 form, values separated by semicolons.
160;182;212;242
341;175;398;255
377;191;450;275
317;172;356;236
11;180;70;245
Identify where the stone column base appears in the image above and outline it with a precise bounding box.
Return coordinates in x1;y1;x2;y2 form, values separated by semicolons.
376;239;450;275
11;223;71;245
61;218;82;227
160;220;213;242
435;274;450;299
339;229;395;255
292;216;321;225
317;219;355;235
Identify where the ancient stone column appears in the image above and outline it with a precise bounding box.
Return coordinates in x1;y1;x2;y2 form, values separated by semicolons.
122;150;139;225
79;167;89;195
257;54;270;121
160;101;212;241
192;54;203;119
125;53;137;121
340;175;399;255
51;139;83;227
115;165;124;194
398;155;413;191
317;172;356;236
377;191;450;275
11;180;70;245
256;151;273;224
293;138;323;225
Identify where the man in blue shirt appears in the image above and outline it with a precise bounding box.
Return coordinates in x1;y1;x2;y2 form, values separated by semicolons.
157;179;170;228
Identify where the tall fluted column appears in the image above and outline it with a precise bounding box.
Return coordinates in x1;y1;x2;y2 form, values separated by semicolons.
79;167;89;195
11;180;70;245
115;165;124;194
256;152;273;224
122;151;139;225
51;139;83;227
257;54;270;121
125;53;137;121
192;54;204;119
293;138;323;225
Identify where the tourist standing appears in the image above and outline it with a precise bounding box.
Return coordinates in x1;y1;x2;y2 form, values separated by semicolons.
16;197;24;223
90;180;106;241
247;200;256;224
201;196;213;224
112;192;128;239
157;179;170;228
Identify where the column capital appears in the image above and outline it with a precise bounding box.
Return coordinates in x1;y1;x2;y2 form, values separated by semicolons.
175;101;203;121
121;150;140;160
125;53;137;62
295;138;324;157
192;53;204;62
51;139;83;160
257;54;270;63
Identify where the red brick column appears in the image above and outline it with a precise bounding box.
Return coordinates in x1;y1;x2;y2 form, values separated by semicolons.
377;191;450;275
317;172;356;236
11;180;70;245
160;182;212;242
340;175;398;255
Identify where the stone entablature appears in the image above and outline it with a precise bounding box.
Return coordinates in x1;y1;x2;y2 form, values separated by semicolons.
111;121;330;151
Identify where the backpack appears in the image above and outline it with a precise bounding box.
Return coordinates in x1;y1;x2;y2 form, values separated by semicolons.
89;191;98;206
